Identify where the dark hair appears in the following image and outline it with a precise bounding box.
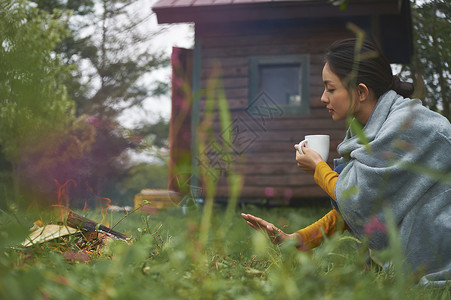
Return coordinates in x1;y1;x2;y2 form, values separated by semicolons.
325;39;414;98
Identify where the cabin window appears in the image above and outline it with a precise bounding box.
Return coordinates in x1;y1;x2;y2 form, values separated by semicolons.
249;55;310;115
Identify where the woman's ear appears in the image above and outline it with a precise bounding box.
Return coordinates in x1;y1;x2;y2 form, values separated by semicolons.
357;83;370;102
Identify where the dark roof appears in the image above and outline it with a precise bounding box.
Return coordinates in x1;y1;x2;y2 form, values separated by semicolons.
152;0;412;64
154;0;310;7
153;0;403;24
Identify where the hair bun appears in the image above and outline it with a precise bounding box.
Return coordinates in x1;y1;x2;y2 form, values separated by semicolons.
391;75;414;98
391;75;401;89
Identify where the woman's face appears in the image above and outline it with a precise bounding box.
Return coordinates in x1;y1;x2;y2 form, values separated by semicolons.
321;62;353;121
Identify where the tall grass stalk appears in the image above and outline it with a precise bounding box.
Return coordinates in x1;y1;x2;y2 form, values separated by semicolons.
196;66;243;249
2;204;451;299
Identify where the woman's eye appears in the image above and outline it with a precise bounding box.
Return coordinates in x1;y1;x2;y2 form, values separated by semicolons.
327;89;335;93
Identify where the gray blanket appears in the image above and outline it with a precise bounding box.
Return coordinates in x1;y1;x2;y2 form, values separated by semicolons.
334;90;451;285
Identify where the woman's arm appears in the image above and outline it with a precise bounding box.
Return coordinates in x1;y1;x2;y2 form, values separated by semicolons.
296;208;347;249
294;143;339;201
241;213;306;249
240;146;345;250
314;161;339;201
293;145;347;249
241;209;348;251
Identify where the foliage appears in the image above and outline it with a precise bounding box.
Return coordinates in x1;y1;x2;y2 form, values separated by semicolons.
0;0;173;208
405;0;451;119
0;0;75;161
133;117;170;150
0;0;93;208
113;161;170;206
32;0;170;120
43;0;171;205
1;205;450;300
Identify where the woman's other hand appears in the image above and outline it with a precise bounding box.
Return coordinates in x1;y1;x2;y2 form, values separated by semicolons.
294;143;324;173
241;213;304;248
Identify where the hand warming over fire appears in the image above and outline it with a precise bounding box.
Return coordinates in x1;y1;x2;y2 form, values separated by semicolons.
241;213;304;248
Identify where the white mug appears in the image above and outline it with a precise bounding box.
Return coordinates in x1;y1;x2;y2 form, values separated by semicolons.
298;135;330;161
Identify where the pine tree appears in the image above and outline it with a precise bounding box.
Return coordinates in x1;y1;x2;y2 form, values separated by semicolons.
409;0;451;119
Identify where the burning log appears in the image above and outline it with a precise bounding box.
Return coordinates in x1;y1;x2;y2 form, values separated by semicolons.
66;210;129;241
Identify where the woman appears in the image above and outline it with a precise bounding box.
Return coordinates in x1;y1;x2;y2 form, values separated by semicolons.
241;39;451;285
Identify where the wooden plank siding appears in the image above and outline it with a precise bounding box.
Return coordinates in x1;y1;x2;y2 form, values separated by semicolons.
194;19;353;203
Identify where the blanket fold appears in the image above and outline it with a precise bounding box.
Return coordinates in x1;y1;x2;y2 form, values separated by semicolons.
335;90;451;285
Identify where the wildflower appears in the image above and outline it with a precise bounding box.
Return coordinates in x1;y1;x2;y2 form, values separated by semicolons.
264;187;275;198
284;188;293;201
364;215;386;236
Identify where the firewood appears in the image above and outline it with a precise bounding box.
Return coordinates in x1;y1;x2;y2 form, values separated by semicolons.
66;211;129;241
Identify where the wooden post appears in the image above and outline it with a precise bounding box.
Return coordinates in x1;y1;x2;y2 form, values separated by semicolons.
168;47;193;195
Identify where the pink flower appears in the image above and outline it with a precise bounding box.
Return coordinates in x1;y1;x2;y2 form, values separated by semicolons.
264;187;275;198
284;188;293;201
364;215;387;236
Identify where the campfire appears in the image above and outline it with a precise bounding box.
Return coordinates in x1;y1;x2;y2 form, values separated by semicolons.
22;209;130;262
21;178;180;263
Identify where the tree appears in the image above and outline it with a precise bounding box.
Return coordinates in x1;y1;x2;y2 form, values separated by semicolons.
0;1;73;161
0;0;88;207
408;0;451;120
32;0;170;122
26;0;172;207
69;0;169;119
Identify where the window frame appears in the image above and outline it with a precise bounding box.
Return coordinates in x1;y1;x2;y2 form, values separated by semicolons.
249;54;310;115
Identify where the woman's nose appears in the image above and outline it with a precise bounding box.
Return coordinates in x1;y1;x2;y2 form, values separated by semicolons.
320;90;328;104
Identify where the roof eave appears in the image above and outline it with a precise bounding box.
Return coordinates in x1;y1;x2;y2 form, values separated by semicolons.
153;1;401;24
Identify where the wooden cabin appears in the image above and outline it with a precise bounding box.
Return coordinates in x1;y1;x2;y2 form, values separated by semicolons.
153;0;413;205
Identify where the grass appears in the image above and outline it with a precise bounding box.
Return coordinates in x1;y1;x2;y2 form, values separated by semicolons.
0;203;450;300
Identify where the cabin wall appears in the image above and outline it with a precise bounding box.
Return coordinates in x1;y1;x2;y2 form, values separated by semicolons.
195;19;354;204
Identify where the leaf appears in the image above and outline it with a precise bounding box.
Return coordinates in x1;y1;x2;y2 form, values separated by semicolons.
338;235;362;244
341;185;359;200
245;267;264;277
348;116;371;152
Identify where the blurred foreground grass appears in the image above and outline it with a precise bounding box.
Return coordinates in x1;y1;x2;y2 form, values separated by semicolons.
0;204;449;300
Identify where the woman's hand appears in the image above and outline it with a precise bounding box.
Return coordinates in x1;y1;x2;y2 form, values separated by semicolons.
294;143;324;173
241;213;304;248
